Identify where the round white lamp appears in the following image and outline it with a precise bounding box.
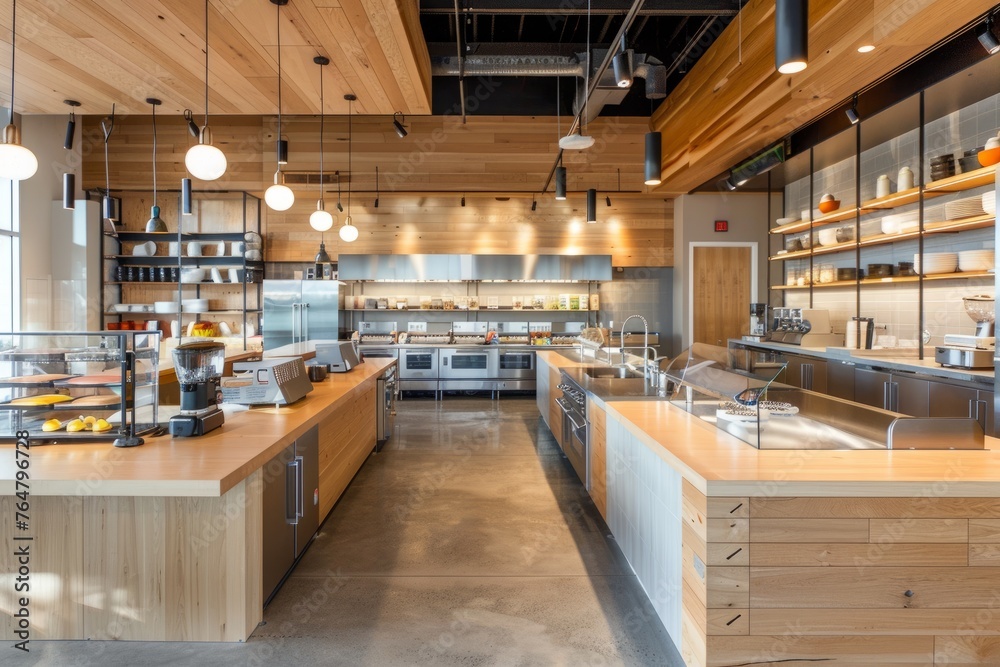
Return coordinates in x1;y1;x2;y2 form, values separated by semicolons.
309;201;334;232
0;125;37;181
184;127;227;181
339;217;359;242
264;170;294;211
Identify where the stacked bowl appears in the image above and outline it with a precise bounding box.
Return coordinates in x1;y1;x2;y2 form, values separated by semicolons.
913;252;958;275
957;249;995;272
930;154;956;181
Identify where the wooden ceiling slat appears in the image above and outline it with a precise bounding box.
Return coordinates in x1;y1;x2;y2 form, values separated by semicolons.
0;0;430;115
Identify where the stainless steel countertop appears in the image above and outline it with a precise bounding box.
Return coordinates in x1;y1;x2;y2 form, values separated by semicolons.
560;364;665;401
735;338;994;387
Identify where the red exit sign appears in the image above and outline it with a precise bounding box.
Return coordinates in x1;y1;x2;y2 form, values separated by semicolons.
715;220;729;232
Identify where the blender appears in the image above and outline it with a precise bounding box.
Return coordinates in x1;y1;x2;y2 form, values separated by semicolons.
169;341;226;436
936;295;996;369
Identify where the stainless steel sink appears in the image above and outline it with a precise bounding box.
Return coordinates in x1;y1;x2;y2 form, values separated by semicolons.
583;365;642;379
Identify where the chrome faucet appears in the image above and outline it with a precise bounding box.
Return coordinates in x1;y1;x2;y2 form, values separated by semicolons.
620;315;654;384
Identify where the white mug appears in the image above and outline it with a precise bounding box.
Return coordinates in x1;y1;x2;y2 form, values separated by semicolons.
187;241;202;257
216;241;226;256
231;241;246;256
168;241;180;256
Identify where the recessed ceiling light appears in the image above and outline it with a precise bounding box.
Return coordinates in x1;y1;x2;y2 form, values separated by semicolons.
857;44;875;53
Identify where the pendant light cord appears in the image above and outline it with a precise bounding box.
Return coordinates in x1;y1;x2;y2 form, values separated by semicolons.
584;0;590;135
347;97;352;215
203;0;209;126
318;61;324;198
9;0;16;115
276;0;282;155
151;102;157;206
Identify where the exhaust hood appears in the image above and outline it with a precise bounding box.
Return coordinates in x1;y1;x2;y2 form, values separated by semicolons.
338;254;612;282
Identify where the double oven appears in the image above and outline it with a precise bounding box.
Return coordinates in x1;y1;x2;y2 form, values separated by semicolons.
556;371;589;490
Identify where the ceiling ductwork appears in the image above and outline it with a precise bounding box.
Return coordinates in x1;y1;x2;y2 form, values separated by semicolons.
430;50;664;121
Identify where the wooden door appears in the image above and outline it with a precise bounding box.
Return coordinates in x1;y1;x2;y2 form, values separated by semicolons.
692;246;752;346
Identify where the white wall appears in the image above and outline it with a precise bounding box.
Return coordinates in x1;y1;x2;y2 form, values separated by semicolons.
671;191;781;351
18;115;91;331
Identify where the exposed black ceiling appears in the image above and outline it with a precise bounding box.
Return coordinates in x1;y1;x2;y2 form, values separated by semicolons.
419;0;738;117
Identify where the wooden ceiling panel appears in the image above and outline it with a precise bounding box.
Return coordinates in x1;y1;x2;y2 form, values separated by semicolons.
649;0;992;194
0;0;431;115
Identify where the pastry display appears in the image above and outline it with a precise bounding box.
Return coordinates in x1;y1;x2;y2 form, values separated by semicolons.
10;394;73;406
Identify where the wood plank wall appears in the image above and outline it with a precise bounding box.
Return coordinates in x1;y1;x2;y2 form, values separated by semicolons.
81;115;674;267
682;485;1000;666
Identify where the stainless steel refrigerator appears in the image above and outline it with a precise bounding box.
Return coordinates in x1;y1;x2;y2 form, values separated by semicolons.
263;280;343;350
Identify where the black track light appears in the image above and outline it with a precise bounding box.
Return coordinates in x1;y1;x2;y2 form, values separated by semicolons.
276;138;289;165
644;131;662;185
555;165;567;200
606;196;611;207
63;100;80;150
183;109;200;138
392;111;408;138
776;0;808;74
531;197;537;212
374;166;380;208
586;189;597;224
461;195;466;207
979;14;1000;54
62;173;75;210
721;176;738;191
846;94;860;125
612;36;632;88
182;177;193;216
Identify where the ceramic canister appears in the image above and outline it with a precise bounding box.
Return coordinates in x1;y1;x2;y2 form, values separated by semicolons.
876;175;891;198
897;166;914;191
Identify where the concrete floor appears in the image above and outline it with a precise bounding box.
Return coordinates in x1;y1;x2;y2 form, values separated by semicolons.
17;397;683;666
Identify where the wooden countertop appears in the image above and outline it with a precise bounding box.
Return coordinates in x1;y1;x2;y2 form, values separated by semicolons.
536;350;1000;497
0;358;394;497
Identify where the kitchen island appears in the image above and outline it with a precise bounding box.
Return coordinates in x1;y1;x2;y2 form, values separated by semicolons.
0;357;393;642
537;350;1000;667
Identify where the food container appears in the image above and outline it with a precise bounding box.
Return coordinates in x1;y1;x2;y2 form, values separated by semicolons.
377;298;389;310
818;264;835;284
486;297;497;309
868;264;894;278
785;237;803;252
420;296;432;310
545;295;559;310
590;294;600;311
897;261;916;277
457;296;469;310
836;226;855;243
470;296;481;310
836;267;861;281
512;296;523;310
569;295;580;310
559;294;571;310
431;298;443;310
443;295;455;310
532;295;545;310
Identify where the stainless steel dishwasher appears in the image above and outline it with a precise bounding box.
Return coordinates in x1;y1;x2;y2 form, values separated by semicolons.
376;364;396;450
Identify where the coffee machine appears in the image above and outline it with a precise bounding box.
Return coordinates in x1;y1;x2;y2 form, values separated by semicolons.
169;341;226;437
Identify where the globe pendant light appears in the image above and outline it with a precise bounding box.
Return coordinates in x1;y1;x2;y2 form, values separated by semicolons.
0;0;37;181
339;94;359;243
185;0;227;181
143;99;168;232
265;0;294;211
309;56;334;232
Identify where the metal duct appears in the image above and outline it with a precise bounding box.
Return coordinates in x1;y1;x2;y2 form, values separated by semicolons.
634;61;666;99
430;55;585;77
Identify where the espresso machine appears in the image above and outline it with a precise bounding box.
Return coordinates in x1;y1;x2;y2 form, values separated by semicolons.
169;341;226;437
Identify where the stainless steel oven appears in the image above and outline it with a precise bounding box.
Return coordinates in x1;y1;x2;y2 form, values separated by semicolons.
439;347;497;392
496;348;536;391
398;348;438;394
557;372;590;490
